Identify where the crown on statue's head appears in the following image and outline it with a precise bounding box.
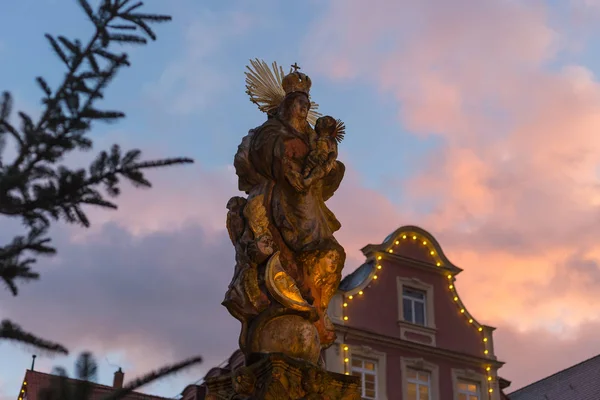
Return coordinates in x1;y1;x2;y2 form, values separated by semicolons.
282;63;312;95
245;59;322;124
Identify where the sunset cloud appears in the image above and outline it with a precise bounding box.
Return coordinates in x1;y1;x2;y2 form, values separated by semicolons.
302;0;600;390
0;162;401;395
5;0;600;396
0;222;239;378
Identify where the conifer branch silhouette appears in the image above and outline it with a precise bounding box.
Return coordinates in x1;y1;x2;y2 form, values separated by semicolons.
0;1;199;381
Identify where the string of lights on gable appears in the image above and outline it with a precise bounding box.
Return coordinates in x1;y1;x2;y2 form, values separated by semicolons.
18;379;26;400
340;231;497;398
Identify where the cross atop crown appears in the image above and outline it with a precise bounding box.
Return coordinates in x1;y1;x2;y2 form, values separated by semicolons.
282;64;312;95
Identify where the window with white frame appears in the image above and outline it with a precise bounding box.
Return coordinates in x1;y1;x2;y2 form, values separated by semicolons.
406;368;431;400
402;287;426;326
457;380;480;400
351;356;378;399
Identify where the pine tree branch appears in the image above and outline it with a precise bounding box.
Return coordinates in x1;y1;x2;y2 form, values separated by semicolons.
0;156;193;219
0;227;52;295
74;352;97;400
101;356;203;400
0;1;187;293
0;319;68;354
0;1;192;356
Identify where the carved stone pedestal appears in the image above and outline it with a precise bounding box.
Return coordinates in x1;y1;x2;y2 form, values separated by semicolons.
205;353;361;400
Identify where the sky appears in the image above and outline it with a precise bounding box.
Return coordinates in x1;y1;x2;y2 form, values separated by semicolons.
3;0;600;397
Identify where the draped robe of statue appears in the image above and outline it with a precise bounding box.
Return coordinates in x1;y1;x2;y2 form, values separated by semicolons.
210;63;362;400
224;91;346;361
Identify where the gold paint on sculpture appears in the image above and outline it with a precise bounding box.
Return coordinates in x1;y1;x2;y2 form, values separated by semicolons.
218;59;360;399
225;60;347;357
265;252;314;313
205;353;361;400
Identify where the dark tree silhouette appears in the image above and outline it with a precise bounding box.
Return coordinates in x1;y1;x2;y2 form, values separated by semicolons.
0;0;202;393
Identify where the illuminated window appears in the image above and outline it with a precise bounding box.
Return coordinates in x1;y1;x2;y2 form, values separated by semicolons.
402;287;426;326
406;368;430;400
457;380;480;400
351;356;378;399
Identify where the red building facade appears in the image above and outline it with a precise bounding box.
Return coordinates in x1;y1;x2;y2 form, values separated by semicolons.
324;226;509;400
17;368;170;400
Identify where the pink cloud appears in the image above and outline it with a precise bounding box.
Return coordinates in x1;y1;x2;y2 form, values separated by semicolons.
1;160;407;388
70;163;238;240
328;163;414;266
302;0;600;390
76;155;405;272
13;0;600;388
494;320;600;390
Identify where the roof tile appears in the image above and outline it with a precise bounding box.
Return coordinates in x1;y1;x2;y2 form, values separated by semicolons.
509;354;600;400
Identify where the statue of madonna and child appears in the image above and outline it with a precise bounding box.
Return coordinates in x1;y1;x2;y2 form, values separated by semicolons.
214;60;360;400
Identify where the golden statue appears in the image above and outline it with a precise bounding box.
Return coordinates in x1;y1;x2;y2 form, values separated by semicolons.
223;60;348;365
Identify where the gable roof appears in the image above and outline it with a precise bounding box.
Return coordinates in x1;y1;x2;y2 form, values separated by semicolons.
339;225;496;337
508;354;600;400
361;225;463;275
18;370;171;400
341;225;464;296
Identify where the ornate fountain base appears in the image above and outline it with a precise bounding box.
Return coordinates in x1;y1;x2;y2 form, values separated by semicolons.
204;353;361;400
249;314;321;364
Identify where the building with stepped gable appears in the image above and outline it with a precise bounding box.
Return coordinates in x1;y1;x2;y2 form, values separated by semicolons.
323;226;510;400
